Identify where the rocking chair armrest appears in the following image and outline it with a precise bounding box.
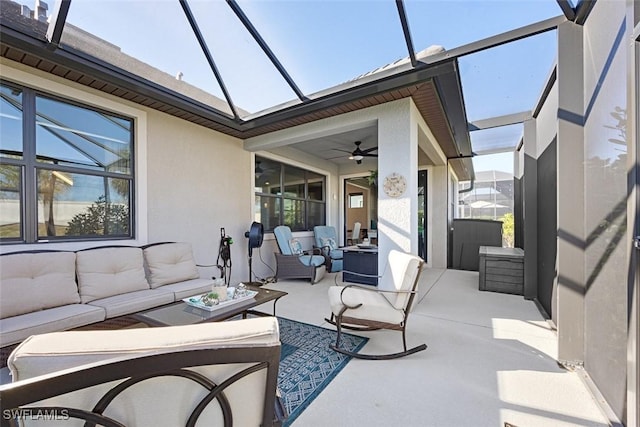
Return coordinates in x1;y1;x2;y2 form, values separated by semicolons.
338;284;417;310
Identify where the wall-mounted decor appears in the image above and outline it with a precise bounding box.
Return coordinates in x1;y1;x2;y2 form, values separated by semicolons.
382;173;407;198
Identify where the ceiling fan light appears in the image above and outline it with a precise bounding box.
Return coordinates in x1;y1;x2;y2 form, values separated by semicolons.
352;154;364;161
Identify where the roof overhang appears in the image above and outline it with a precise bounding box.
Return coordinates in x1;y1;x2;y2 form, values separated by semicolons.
0;7;474;180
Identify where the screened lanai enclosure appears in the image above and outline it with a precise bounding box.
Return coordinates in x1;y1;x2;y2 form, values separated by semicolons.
1;0;573;151
1;0;639;425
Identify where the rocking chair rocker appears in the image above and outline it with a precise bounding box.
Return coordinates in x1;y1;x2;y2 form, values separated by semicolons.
327;249;426;360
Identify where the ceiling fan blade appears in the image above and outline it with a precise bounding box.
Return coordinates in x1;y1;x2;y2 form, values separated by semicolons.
332;148;354;154
361;146;378;154
364;153;378;157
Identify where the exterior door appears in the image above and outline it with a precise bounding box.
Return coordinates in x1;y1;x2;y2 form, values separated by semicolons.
418;170;427;261
344;176;376;246
631;20;640;425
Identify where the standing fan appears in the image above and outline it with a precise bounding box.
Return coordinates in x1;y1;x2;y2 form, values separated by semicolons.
244;221;264;286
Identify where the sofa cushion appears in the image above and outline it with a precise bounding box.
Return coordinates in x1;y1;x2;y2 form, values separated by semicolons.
158;278;215;300
76;247;150;303
143;243;199;288
87;288;175;319
0;304;105;348
0;252;80;319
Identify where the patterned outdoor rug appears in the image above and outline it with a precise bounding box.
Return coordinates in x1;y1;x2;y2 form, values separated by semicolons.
277;317;368;426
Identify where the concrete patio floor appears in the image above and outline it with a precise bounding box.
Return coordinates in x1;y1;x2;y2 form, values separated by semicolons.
0;267;612;426
262;267;611;427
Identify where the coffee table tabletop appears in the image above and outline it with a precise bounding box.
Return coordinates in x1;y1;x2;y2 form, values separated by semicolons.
132;285;288;327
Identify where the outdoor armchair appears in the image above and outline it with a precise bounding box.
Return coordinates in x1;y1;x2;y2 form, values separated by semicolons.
327;249;426;360
273;226;326;284
1;317;283;427
313;226;343;272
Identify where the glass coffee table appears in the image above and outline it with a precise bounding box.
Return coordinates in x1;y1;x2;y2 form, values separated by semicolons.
132;285;288;327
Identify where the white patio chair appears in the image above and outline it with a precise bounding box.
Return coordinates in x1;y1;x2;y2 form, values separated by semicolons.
2;317;283;426
326;249;426;360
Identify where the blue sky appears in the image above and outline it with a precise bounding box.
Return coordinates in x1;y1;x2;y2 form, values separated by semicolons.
34;0;563;174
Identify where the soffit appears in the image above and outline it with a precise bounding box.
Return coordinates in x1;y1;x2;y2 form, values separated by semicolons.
0;42;451;142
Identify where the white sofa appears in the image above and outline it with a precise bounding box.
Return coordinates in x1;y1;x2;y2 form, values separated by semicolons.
3;317;282;426
0;242;215;348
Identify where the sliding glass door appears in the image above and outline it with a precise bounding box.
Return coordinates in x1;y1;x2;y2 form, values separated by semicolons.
418;170;427;261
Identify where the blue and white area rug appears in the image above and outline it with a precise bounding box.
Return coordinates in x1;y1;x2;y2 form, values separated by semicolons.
277;317;368;426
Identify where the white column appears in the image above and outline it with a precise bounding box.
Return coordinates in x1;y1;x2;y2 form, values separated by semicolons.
377;99;419;263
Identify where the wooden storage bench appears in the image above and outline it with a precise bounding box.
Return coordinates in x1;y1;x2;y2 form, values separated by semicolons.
478;246;524;295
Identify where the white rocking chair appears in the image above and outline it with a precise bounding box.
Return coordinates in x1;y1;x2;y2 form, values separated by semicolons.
327;249;426;360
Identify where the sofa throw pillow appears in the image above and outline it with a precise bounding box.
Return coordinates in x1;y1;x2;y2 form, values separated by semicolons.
143;242;199;288
76;247;150;303
320;237;338;250
289;238;303;255
0;251;80;319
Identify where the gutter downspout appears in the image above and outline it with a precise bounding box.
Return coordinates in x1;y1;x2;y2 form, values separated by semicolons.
458;179;474;194
447;155;475;193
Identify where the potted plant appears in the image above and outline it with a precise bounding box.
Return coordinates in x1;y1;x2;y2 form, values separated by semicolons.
368;170;378;187
201;292;219;306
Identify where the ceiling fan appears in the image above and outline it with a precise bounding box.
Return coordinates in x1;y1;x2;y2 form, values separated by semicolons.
333;141;378;164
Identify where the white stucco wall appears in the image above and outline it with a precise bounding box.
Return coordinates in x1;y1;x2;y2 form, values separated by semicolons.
427;164;449;269
144;109;252;282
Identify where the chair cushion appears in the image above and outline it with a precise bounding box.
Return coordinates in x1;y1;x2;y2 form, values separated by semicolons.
143;242;199;287
379;250;423;309
273;226;294;255
328;286;404;324
76;247;150;303
299;254;325;267
7;317;280;427
8;317;280;380
329;249;343;260
328;258;343;273
289;238;303;255
0;252;80;319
